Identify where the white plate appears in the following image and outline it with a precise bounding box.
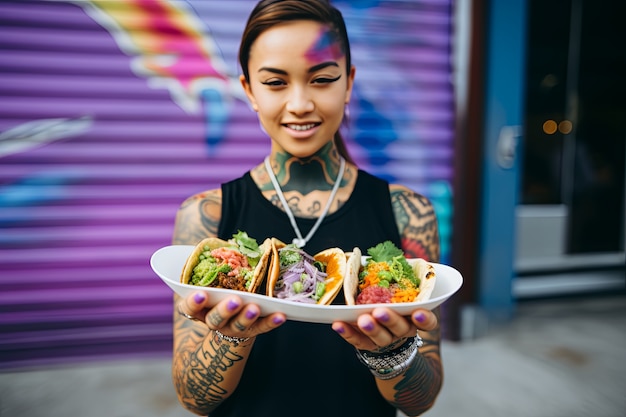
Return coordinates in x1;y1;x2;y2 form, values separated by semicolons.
150;245;463;324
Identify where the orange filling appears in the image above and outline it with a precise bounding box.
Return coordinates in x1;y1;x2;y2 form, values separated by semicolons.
359;262;420;303
391;285;419;303
359;262;389;290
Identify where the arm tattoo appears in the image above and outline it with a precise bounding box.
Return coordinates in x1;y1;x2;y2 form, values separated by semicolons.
199;195;221;237
172;189;234;414
173;315;248;414
388;186;443;414
172;191;221;244
389;308;443;415
390;187;440;262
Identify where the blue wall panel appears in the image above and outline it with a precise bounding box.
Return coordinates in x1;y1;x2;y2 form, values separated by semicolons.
477;0;528;318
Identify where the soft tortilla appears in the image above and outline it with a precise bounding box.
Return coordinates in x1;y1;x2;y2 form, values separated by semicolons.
267;239;347;305
180;236;272;294
413;258;437;302
343;252;437;305
343;247;362;306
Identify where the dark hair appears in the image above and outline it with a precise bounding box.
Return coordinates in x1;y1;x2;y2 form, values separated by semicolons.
238;0;354;164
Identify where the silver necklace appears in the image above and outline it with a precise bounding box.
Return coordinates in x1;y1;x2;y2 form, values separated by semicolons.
264;156;345;248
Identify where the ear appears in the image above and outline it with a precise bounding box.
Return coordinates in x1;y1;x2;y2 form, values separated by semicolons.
240;74;259;111
344;65;356;105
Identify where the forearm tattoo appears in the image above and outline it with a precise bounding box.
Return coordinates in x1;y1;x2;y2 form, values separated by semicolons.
172;190;240;414
173;317;247;414
390;308;443;415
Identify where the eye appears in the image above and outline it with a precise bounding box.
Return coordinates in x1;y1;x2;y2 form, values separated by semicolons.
312;74;342;85
261;79;286;87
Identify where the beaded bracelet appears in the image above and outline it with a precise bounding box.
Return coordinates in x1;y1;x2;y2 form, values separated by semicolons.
213;329;250;347
355;332;423;380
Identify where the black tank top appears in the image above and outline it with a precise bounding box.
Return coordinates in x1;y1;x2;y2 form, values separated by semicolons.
215;170;401;417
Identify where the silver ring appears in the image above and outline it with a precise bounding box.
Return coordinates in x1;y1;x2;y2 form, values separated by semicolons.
179;309;203;322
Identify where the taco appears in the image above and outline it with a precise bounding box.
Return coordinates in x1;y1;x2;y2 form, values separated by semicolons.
180;231;272;293
344;241;437;305
267;239;347;305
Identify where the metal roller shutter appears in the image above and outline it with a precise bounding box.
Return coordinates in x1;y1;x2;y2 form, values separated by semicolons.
0;0;455;369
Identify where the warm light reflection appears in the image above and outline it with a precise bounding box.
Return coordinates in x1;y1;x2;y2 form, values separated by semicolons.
558;120;573;134
543;119;557;134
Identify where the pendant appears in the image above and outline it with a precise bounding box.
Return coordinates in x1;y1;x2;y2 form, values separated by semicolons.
292;238;306;248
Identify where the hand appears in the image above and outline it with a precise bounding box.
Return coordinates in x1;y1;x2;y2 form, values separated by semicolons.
331;307;437;352
177;291;286;340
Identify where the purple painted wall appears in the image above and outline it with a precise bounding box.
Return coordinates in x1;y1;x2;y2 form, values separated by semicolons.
0;0;455;369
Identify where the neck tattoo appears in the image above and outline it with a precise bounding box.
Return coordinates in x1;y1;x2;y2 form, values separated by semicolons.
264;156;345;248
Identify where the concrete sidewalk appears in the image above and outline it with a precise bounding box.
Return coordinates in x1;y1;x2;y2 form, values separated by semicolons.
1;294;625;417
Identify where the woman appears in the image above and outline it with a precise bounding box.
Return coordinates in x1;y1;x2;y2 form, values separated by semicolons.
172;1;442;416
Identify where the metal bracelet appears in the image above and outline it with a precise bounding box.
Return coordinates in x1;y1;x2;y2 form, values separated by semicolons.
213;329;250;347
356;332;423;380
369;344;420;380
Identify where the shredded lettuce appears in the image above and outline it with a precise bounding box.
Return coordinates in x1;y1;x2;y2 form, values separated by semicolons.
232;230;261;267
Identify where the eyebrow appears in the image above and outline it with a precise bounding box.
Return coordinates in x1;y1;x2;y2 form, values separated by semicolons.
257;61;339;75
309;61;339;73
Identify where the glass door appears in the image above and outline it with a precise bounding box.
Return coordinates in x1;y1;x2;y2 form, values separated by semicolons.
515;0;625;295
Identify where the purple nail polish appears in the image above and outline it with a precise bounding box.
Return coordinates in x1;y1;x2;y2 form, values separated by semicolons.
245;309;258;320
414;312;426;323
194;293;206;304
362;321;375;332
333;325;345;334
272;316;285;325
374;311;389;322
227;299;240;311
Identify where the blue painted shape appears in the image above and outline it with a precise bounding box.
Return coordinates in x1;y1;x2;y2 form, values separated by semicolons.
202;88;229;149
478;0;528;319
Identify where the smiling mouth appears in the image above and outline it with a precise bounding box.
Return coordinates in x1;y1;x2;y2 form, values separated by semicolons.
285;123;318;131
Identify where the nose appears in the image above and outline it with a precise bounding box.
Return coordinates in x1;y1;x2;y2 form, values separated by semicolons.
285;86;314;115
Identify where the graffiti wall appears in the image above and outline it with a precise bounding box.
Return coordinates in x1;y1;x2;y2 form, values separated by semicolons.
0;0;455;368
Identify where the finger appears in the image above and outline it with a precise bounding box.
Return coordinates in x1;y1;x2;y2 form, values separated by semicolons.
229;304;261;334
371;307;414;338
178;292;210;322
204;296;243;329
331;321;374;350
250;313;286;336
411;309;438;331
356;315;394;348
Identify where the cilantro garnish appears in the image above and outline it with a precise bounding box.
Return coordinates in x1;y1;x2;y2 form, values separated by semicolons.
367;241;418;287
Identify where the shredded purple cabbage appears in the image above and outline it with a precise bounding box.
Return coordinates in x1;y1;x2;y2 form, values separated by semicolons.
274;247;327;303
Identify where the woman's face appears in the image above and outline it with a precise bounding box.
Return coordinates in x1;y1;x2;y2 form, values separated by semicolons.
241;20;355;159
